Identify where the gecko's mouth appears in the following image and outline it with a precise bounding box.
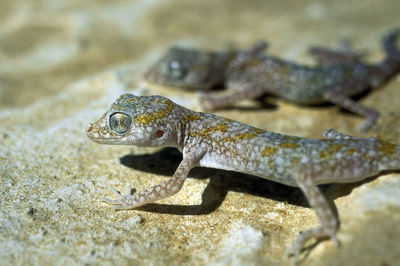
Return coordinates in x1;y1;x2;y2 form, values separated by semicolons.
86;123;124;144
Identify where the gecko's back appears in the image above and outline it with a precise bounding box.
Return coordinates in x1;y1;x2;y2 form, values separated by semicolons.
226;56;370;104
184;112;400;186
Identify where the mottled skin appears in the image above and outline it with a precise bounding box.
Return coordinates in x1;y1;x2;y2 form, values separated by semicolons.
87;94;400;261
145;29;400;132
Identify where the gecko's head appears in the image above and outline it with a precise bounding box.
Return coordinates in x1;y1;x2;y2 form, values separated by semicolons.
144;46;221;90
86;94;181;147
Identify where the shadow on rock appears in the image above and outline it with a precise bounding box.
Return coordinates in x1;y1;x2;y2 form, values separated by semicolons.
119;147;374;216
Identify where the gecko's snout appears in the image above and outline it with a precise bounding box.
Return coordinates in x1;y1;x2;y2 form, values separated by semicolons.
86;123;93;134
86;123;99;139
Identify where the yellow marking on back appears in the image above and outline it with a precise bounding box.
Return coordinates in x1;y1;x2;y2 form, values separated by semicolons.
222;132;258;142
279;142;300;149
262;146;279;157
183;114;201;124
231;149;238;157
203;124;228;134
189;123;228;138
319;143;345;159
137;99;175;124
283;136;301;141
346;148;357;155
268;159;276;170
253;128;265;134
222;117;234;123
377;141;397;155
290;157;300;167
361;152;370;160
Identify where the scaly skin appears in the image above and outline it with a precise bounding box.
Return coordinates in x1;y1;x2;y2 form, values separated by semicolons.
145;29;400;132
87;94;400;262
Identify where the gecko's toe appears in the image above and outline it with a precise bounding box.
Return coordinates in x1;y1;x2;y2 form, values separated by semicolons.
125;186;137;195
198;93;213;111
101;187;126;205
285;245;301;264
103;187;139;209
360;123;377;134
102;197;122;205
360;113;379;133
111;187;122;198
102;197;133;210
330;233;340;248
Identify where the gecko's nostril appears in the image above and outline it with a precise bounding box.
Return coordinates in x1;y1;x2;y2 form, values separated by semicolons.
86;124;93;133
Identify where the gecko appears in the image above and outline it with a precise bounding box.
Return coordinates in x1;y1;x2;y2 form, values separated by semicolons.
87;94;400;261
144;29;400;132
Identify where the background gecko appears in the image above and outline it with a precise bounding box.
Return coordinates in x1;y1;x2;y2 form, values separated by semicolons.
145;28;400;132
86;94;400;261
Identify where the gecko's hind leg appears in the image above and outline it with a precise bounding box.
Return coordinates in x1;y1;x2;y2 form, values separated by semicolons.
199;82;265;110
285;167;339;261
323;90;380;133
308;44;365;65
286;157;381;261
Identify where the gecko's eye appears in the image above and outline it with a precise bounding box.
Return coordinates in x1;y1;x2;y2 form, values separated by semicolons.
164;60;188;80
109;112;132;134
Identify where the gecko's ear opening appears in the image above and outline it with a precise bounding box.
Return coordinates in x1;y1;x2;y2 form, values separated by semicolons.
156;130;164;138
109;112;132;135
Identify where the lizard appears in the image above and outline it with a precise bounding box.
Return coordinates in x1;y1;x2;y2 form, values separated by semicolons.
86;94;400;261
144;28;400;132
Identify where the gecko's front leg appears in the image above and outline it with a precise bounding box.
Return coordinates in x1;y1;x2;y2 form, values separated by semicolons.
103;147;206;210
199;82;265;110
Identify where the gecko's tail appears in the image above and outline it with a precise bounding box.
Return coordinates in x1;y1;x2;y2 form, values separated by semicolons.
383;28;400;63
371;28;400;86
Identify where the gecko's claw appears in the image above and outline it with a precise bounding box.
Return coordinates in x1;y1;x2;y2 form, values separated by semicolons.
126;186;137;195
330;233;340;248
360;112;379;133
360;121;376;133
102;197;122;205
102;197;135;210
285;241;302;263
102;187;123;204
102;186;137;209
111;187;122;198
285;231;340;263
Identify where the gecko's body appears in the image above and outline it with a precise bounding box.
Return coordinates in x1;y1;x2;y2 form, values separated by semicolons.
87;94;400;260
145;29;400;131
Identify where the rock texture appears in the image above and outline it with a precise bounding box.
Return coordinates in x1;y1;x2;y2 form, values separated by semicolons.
1;0;399;265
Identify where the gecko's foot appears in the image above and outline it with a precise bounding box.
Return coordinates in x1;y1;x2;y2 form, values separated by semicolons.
198;91;236;111
360;116;379;133
198;92;216;111
285;228;339;263
102;186;137;210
